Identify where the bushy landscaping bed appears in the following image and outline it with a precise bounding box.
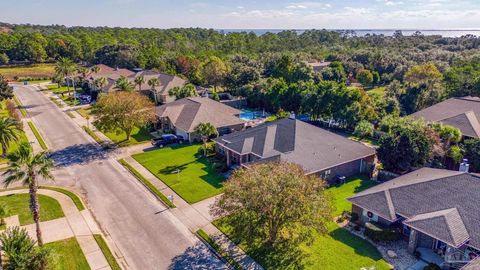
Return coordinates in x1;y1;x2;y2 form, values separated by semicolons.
132;144;225;203
214;175;390;270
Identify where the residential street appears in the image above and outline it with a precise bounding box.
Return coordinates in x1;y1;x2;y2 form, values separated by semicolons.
13;85;228;270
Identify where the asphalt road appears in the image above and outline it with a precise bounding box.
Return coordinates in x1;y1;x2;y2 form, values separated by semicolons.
13;85;227;270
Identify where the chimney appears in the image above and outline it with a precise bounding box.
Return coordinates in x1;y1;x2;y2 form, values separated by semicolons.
289;112;296;120
459;159;470;173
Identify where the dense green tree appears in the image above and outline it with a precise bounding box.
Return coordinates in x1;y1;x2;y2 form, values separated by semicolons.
0;75;13;101
320;61;347;83
463;139;480;172
356;69;374;87
198;56;227;92
354;120;374;138
377;118;435;172
211;161;332;269
92;91;156;141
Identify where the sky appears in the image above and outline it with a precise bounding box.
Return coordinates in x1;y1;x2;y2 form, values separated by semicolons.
2;0;480;29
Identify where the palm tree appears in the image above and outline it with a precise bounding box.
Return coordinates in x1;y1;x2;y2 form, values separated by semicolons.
91;65;100;74
147;78;160;105
134;76;145;92
194;122;218;156
3;142;54;247
115;76;134;92
0;117;20;158
94;77;108;92
77;66;89;81
54;57;77;96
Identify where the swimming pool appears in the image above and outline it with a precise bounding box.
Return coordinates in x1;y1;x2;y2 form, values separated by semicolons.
239;110;267;121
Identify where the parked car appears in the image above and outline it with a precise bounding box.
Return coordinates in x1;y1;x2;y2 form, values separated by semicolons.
151;134;184;148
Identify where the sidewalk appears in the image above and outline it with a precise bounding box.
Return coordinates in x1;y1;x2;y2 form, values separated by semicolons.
0;188;113;270
122;156;264;270
41;88;112;144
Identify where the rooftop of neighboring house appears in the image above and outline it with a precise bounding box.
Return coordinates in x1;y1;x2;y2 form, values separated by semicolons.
87;65;187;94
213;118;376;174
411;96;480;138
305;61;331;72
129;70;187;96
348;167;480;250
156;96;244;132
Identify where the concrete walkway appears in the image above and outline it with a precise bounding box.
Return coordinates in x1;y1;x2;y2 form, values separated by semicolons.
122;157;264;270
0;188;112;270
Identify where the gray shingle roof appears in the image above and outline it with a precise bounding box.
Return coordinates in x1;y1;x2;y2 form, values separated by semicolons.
348;168;480;249
156;97;244;132
462;257;480;270
411;97;480;138
214;118;376;174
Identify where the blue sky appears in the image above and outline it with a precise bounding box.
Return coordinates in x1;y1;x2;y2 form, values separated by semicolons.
3;0;480;29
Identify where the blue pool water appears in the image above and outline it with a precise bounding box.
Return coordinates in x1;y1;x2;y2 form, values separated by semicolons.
239;110;266;121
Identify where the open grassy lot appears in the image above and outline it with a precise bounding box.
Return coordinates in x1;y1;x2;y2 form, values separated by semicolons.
0;64;55;80
133;144;225;203
46;237;91;270
214;175;390;270
0;193;64;226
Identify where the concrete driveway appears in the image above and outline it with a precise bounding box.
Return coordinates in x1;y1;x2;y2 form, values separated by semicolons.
12;85;228;270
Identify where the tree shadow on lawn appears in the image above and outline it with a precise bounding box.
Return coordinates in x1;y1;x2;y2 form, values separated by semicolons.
329;226;384;260
168;241;229;270
49;143;111;167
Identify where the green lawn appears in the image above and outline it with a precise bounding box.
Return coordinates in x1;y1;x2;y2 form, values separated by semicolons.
133;144;225;203
326;175;379;216
46;237;90;270
367;86;386;98
0;64;55;80
0;193;64;225
47;85;70;95
101;127;152;147
214;175;390;270
76;106;92;119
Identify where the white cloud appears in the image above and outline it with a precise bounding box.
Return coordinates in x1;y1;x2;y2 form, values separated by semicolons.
286;5;307;9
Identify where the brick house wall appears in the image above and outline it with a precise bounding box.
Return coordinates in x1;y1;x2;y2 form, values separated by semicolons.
314;155;375;184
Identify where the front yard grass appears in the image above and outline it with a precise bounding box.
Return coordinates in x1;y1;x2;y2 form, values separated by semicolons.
101;127;152;147
0;193;64;226
214;175;390;270
132;144;225;203
93;234;121;270
46;237;90;270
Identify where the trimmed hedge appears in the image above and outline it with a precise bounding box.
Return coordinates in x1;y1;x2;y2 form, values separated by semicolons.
196;229;243;270
118;159;176;208
364;222;400;242
28;121;48;150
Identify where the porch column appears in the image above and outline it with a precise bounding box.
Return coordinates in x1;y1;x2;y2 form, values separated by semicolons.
226;150;231;167
408;229;419;254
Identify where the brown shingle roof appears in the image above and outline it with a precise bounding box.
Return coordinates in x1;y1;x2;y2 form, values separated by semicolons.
411;97;480;138
214;118;376;174
348;168;480;249
156;97;244;132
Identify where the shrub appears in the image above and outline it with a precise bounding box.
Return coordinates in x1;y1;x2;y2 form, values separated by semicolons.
364;222;400;242
354;120;374;138
423;263;441;270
